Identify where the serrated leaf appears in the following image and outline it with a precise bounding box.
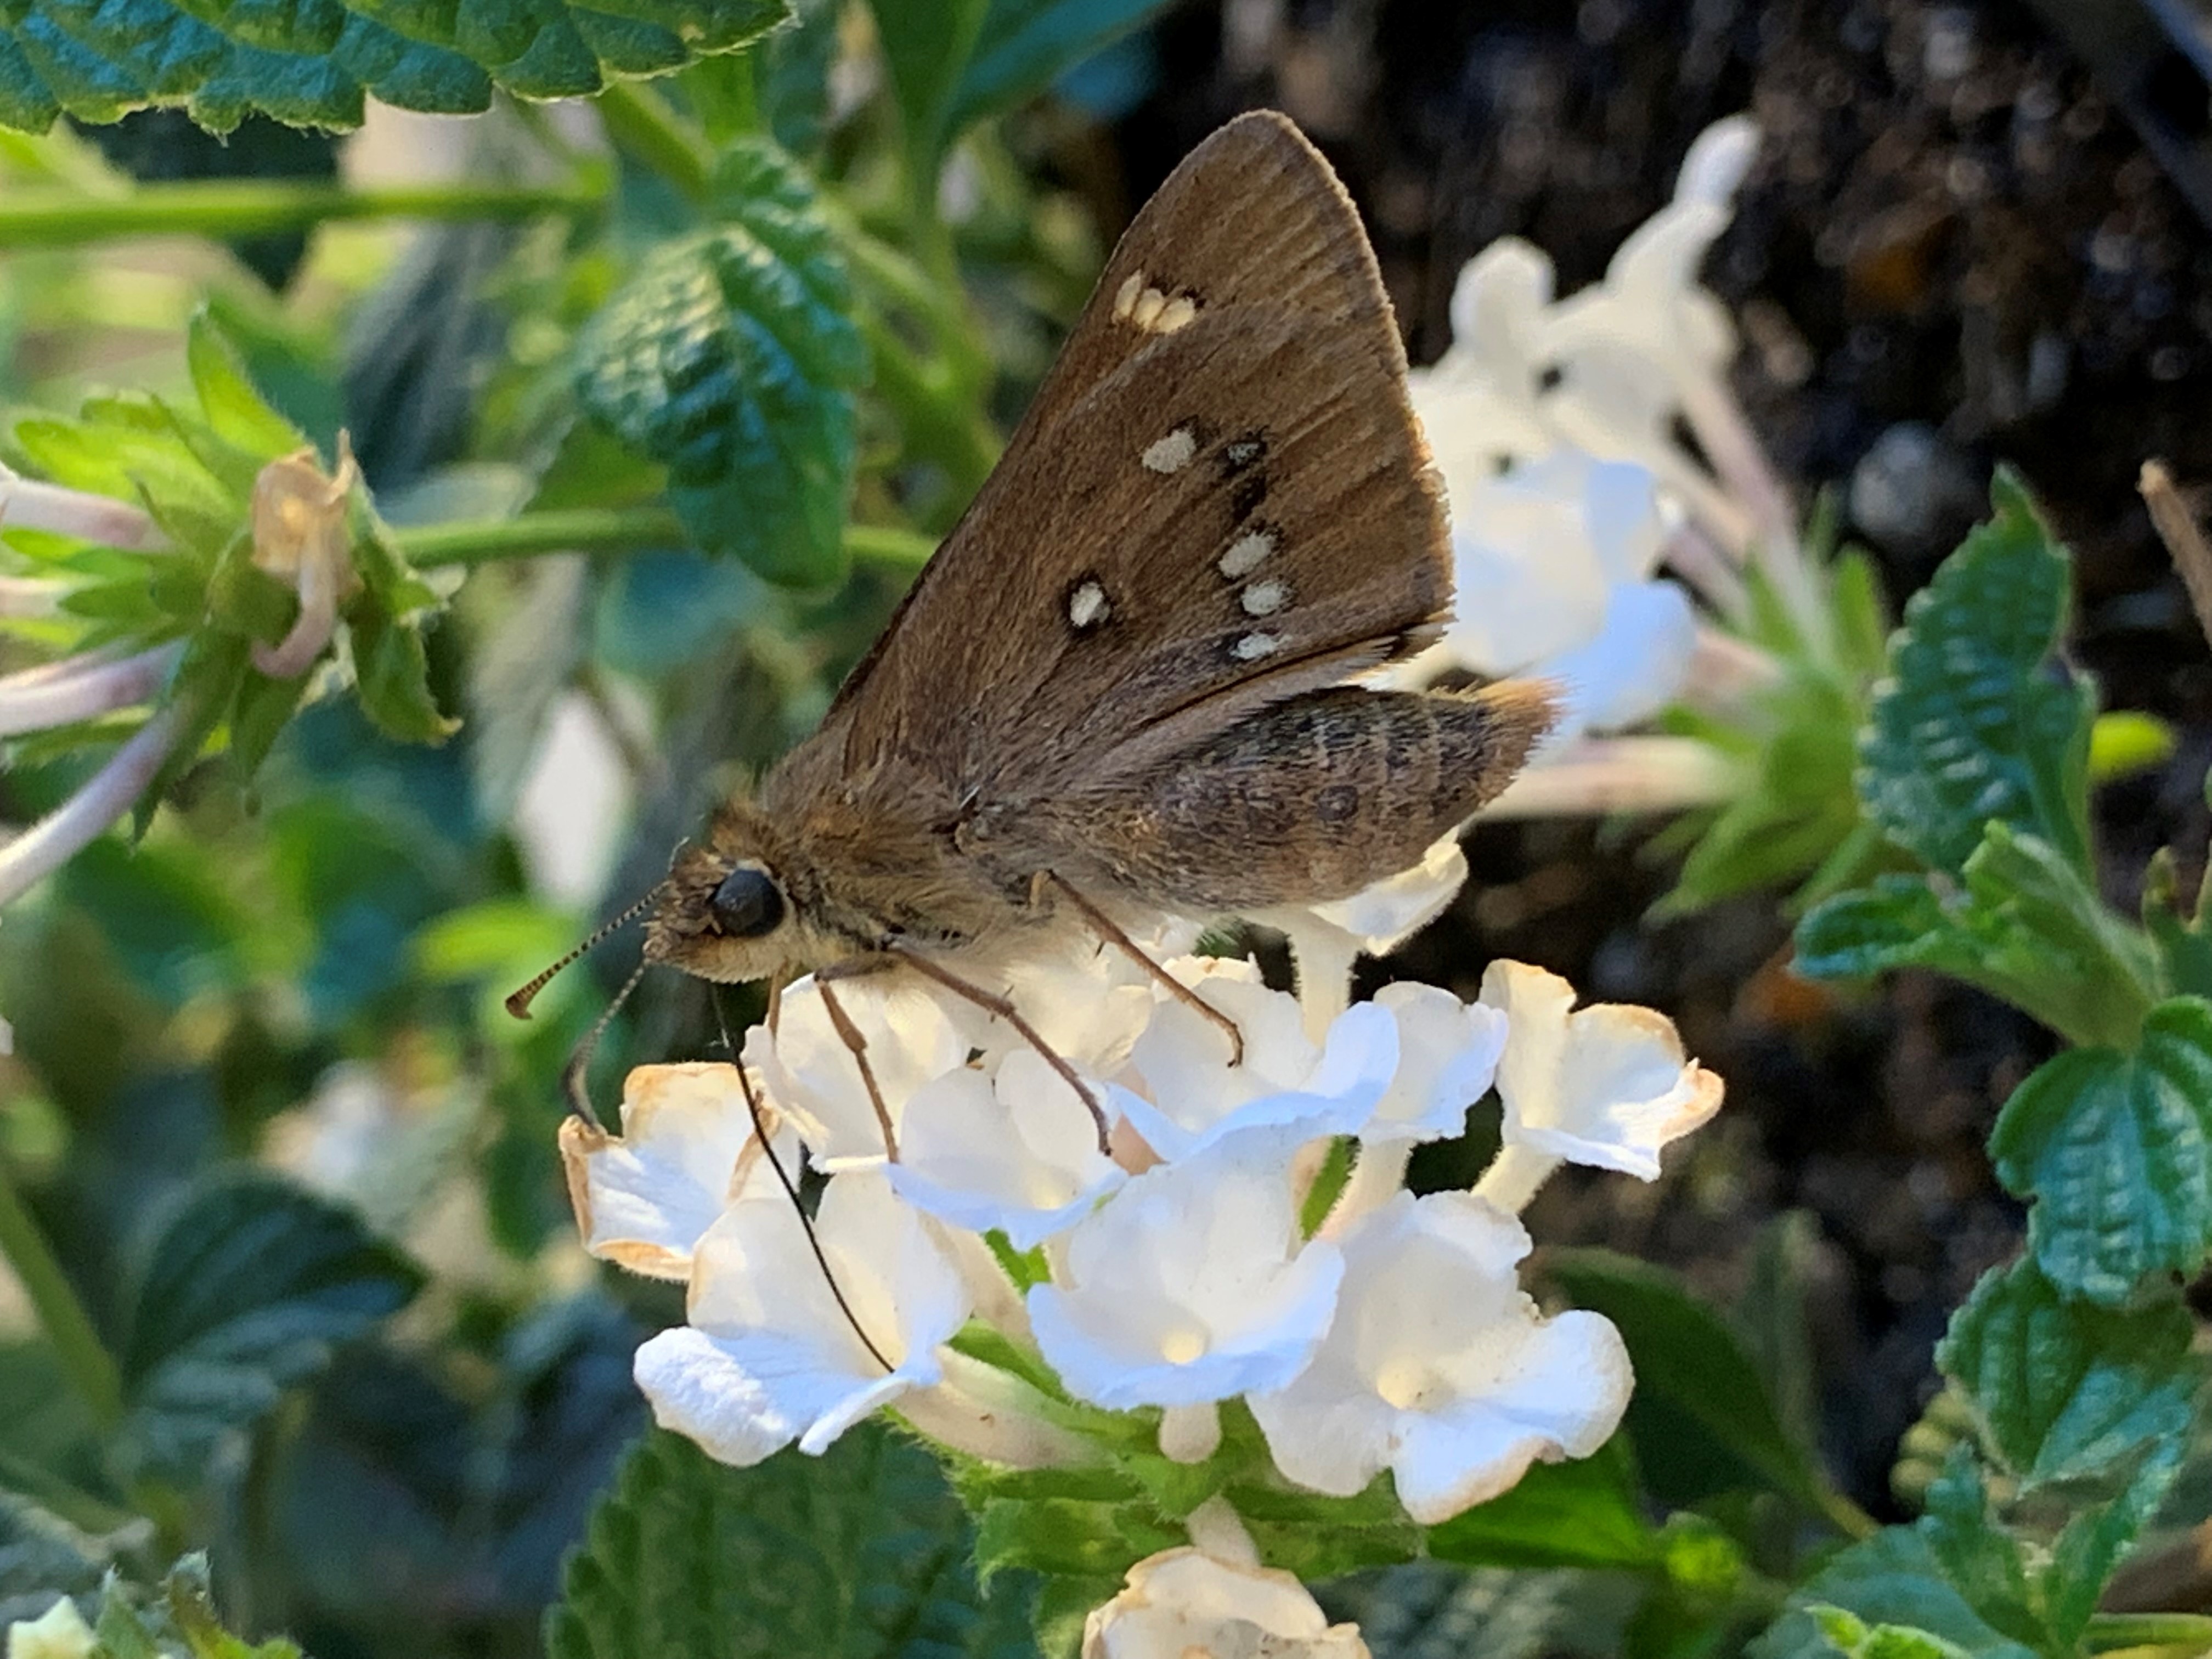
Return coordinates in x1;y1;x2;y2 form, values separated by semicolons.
1936;1258;2202;1485
117;1170;422;1484
576;139;865;586
1794;827;2157;1050
0;0;788;134
1543;1250;1832;1515
349;602;458;744
1859;469;2092;878
1425;1439;1658;1570
944;0;1166;135
1987;997;2212;1302
185;308;306;460
1807;1606;1973;1659
545;1424;1031;1659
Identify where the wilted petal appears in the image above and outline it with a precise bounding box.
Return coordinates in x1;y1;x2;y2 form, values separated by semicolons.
560;1061;794;1280
1480;960;1723;1178
1082;1548;1370;1659
1029;1127;1345;1409
249;440;363;679
636;1171;969;1466
1249;1191;1632;1522
888;1048;1126;1248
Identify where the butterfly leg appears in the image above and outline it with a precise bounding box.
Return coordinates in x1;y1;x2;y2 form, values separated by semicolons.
882;942;1115;1156
1035;871;1244;1067
814;978;899;1160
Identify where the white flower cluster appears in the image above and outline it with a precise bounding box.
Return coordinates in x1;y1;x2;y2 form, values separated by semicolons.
563;850;1722;1550
1402;113;1800;818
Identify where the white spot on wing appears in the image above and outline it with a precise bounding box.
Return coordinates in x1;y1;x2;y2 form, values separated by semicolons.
1113;271;1146;319
1218;530;1274;578
1155;295;1198;332
1223;437;1263;469
1113;270;1199;334
1142;427;1197;473
1241;579;1291;617
1232;631;1281;662
1069;580;1110;629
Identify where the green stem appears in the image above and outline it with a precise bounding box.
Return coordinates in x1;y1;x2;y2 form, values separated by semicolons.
0;179;599;246
1811;1485;1880;1542
394;506;936;573
2086;1613;2212;1654
0;1156;123;1433
595;81;715;202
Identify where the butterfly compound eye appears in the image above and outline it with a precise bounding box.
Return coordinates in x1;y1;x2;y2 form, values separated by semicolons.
709;866;785;938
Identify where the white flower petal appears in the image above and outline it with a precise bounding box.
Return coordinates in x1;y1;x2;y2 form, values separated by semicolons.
1365;983;1507;1146
1300;835;1468;958
1249;1192;1632;1523
888;1049;1126;1249
4;1596;95;1659
1083;1548;1370;1659
1481;960;1724;1178
1533;578;1699;742
639;1171;968;1466
1029;1127;1345;1409
753;975;967;1166
1115;982;1397;1161
560;1062;793;1280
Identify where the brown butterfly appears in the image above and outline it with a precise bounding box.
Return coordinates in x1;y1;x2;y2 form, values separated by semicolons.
514;111;1550;1143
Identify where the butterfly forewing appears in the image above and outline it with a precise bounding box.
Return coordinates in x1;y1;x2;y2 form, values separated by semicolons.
826;110;1452;803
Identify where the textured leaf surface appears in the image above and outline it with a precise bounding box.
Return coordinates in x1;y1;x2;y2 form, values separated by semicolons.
1750;1528;2038;1659
1937;1257;2202;1483
1859;469;2091;877
546;1425;1034;1659
118;1171;422;1483
576;141;866;586
1795;826;2157;1049
1988;997;2212;1301
0;0;788;134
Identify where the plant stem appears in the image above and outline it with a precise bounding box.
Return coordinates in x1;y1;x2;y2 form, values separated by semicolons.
394;507;936;573
0;179;599;246
2086;1613;2212;1654
0;1156;124;1433
595;81;715;202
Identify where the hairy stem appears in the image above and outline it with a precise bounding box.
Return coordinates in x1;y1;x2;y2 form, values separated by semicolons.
2086;1613;2212;1655
595;81;715;202
0;179;599;246
0;1156;124;1432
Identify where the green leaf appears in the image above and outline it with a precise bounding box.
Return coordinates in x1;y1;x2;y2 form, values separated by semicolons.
1987;997;2212;1302
575;139;866;587
349;601;458;744
2144;846;2212;1001
946;0;1170;134
865;0;988;180
546;1424;1031;1659
1751;1528;2038;1659
185;308;305;461
1425;1439;1660;1570
1805;1606;1973;1659
1542;1250;1831;1515
1859;469;2093;877
1794;827;2157;1049
116;1170;422;1483
0;0;789;135
1936;1257;2202;1484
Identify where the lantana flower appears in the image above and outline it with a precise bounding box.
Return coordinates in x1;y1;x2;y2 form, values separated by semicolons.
1082;1547;1370;1659
1249;1190;1631;1522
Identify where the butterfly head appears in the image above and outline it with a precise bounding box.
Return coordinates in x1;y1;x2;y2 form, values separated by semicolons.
643;802;822;984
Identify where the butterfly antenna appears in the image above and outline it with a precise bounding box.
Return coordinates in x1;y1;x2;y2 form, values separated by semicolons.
506;888;661;1020
711;985;895;1375
560;956;648;1130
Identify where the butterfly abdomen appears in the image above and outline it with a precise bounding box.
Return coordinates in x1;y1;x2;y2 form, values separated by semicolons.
1037;681;1554;916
